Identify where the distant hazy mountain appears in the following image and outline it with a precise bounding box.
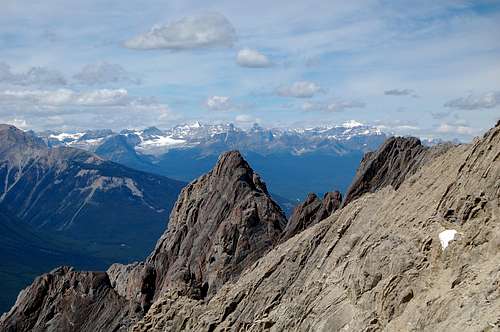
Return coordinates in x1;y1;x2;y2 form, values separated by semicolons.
0;124;185;262
41;120;387;200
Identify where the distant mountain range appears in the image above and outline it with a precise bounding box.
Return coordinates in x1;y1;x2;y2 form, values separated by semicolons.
0;124;185;262
39;120;388;201
0;124;186;312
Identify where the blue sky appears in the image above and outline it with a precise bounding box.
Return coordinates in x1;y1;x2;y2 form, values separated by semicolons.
0;0;499;140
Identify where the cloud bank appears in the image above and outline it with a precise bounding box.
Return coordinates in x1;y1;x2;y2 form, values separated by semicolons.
0;87;175;130
444;91;500;110
0;88;141;107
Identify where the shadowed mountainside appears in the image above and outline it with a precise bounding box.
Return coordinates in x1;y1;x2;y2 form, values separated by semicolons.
0;124;185;262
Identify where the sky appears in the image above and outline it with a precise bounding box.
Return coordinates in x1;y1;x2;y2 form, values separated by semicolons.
0;0;499;140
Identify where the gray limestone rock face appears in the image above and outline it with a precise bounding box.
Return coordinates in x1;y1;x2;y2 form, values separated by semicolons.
146;150;287;300
131;122;500;331
282;190;342;241
0;267;135;332
343;136;452;206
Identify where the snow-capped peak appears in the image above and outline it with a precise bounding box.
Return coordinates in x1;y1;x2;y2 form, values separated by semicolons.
49;132;85;141
341;120;364;129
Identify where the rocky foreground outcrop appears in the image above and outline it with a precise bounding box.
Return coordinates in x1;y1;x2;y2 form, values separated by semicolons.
131;124;500;331
0;267;133;332
2;123;499;331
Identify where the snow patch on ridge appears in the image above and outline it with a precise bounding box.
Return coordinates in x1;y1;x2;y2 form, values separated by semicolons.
50;132;85;141
138;135;186;148
439;229;457;250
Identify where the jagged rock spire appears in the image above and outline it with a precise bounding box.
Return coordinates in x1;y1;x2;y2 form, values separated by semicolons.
147;150;287;299
343;136;451;206
282;190;342;241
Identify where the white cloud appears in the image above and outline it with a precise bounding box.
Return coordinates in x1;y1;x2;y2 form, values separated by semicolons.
436;123;476;135
74;62;140;85
204;95;234;111
444;91;500;110
236;48;272;68
124;13;236;50
0;62;66;86
277;81;322;98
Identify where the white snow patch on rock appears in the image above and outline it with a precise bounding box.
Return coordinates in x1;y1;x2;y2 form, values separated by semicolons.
49;132;84;141
439;229;458;250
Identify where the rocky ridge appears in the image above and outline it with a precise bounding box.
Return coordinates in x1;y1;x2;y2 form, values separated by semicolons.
343;136;452;206
130;122;499;331
281;191;342;242
2;123;498;331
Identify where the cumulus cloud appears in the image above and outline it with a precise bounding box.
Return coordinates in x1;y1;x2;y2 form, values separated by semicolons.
124;13;236;50
74;62;140;85
444;91;500;110
236;48;272;68
0;62;66;86
204;95;234;111
277;81;322;98
384;89;418;97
